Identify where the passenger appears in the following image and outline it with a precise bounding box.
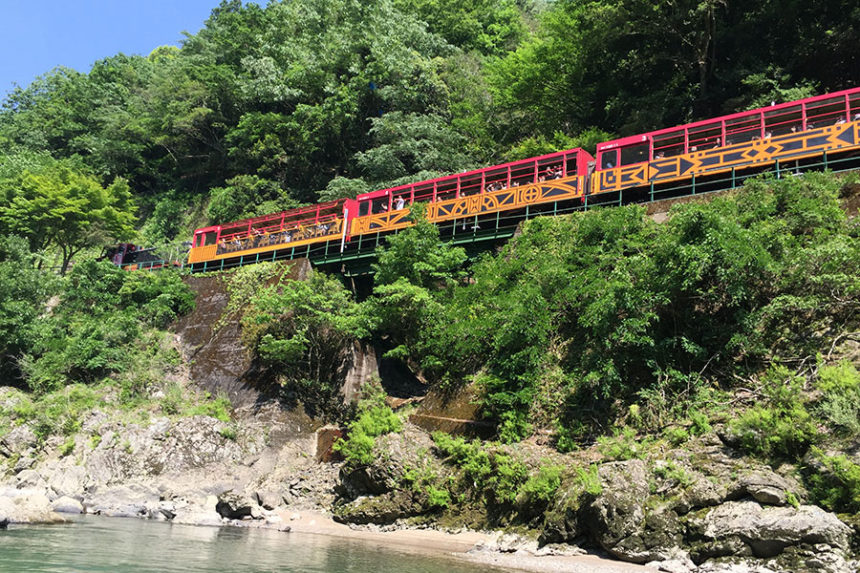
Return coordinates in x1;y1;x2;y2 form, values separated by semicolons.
712;138;721;149
764;131;772;139
655;151;665;159
395;196;405;210
544;167;555;179
835;116;846;125
554;166;563;179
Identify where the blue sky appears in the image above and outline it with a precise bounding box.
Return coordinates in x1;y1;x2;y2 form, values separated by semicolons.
1;0;223;97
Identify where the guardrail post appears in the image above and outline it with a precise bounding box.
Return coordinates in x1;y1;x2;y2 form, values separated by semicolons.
823;150;828;169
776;159;781;179
731;167;736;188
691;174;696;195
649;183;654;202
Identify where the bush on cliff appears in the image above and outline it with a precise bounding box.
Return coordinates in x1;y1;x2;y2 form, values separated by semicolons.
335;386;402;466
241;268;370;420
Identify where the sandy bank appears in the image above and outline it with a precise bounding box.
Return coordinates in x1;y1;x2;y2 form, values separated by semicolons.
276;509;657;573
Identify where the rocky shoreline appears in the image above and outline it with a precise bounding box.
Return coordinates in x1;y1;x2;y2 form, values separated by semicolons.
1;400;857;573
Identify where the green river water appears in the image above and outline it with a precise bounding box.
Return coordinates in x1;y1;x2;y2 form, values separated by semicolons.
0;516;499;573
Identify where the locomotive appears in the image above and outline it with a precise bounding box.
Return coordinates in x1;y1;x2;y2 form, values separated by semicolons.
181;87;860;272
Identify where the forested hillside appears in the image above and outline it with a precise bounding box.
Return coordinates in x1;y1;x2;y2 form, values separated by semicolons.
1;0;858;253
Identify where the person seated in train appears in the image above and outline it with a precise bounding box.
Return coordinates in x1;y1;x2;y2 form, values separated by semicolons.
654;151;665;159
835;116;846;125
553;166;563;178
395;196;405;210
764;131;772;139
711;138;721;149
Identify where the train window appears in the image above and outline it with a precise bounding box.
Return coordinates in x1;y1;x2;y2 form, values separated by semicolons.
688;123;721;151
413;183;433;203
600;149;618;170
652;132;684;158
620;143;649;166
725;115;762;144
564;153;578;177
372;197;389;214
436;180;457;201
482;168;508;193
359;200;370;217
537;159;563;180
460;174;483;196
805;96;846;127
764;105;801;136
850;93;860;121
510;161;534;187
201;231;218;247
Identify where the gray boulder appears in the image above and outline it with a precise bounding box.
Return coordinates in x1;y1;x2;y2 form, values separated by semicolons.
0;492;65;524
51;496;84;514
688;500;852;560
581;460;683;563
1;425;38;456
215;491;259;520
15;469;46;490
83;483;160;518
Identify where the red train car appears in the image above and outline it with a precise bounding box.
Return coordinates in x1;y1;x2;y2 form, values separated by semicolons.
593;87;860;195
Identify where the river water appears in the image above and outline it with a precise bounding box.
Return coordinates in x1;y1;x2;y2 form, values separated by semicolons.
0;516;498;573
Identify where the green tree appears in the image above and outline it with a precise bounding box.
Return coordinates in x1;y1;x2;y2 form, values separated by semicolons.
0;167;136;272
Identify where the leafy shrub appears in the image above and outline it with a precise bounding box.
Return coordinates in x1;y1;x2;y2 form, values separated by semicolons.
806;449;860;514
727;365;817;459
432;432;528;505
59;436;76;457
665;426;690;446
652;461;694;488
219;426;238;441
335;401;402;466
519;464;563;506
575;464;603;496
187;394;233;423
814;361;860;436
426;486;451;510
728;404;817;459
597;427;647;460
160;382;184;415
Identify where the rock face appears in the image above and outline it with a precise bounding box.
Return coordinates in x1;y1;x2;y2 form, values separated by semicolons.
688;501;852;559
0;401;339;529
334;426;444;524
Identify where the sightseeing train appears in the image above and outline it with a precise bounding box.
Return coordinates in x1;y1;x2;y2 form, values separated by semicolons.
180;87;860;272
